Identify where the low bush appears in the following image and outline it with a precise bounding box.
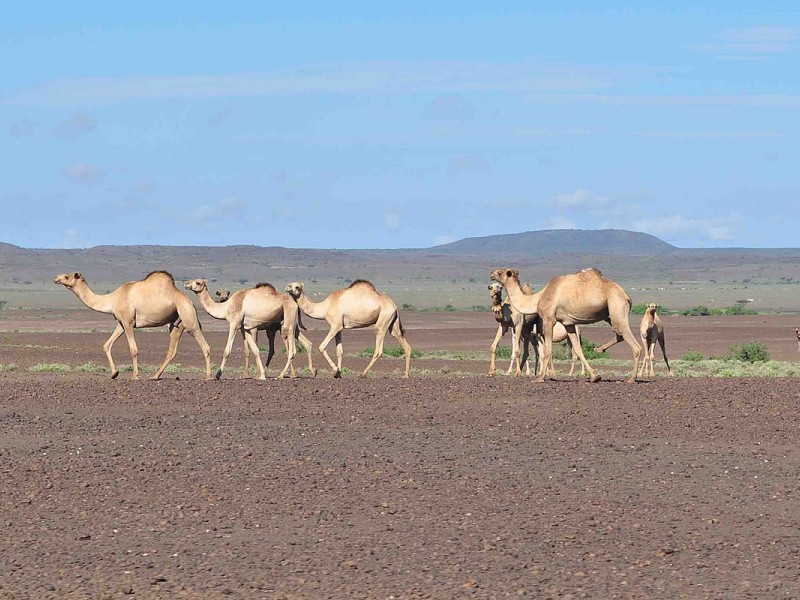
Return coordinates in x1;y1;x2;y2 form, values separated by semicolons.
29;363;72;372
681;350;705;362
358;346;422;359
727;342;770;363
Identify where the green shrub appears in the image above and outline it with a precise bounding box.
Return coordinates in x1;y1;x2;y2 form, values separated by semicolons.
358;346;422;359
681;305;711;316
77;362;108;372
494;346;513;359
727;342;770;363
0;363;18;372
29;363;72;372
681;350;705;362
581;339;602;360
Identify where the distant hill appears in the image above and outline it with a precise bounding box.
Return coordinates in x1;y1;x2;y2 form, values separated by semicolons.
429;229;678;256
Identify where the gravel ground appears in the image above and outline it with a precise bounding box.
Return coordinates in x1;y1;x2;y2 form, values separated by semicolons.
2;372;799;599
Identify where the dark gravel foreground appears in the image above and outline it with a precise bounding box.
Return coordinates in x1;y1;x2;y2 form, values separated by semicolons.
1;375;799;599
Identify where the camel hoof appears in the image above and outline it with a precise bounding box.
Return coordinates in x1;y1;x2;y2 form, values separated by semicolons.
333;370;342;379
110;370;120;380
668;371;675;377
533;376;546;383
590;373;602;383
311;368;318;378
625;377;637;384
358;372;368;379
214;370;223;380
488;372;496;378
148;375;161;381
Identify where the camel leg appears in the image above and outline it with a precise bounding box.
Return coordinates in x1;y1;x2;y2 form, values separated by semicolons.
361;326;388;378
216;322;241;380
649;340;657;376
596;334;623;354
389;316;413;378
152;323;185;380
243;329;267;380
534;319;556;383
567;337;577;376
532;333;542;377
103;323;125;379
298;331;318;377
261;327;277;371
121;324;141;380
276;323;296;379
508;323;523;376
488;323;506;377
519;328;531;376
565;324;600;382
658;334;673;376
318;325;344;378
335;333;344;376
610;317;642;384
240;327;251;377
638;334;648;377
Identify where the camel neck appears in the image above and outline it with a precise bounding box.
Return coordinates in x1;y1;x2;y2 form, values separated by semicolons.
296;292;330;320
71;280;116;314
195;288;228;320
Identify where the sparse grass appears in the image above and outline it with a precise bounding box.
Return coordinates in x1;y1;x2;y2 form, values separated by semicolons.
727;342;770;363
0;363;18;372
29;363;72;372
681;350;705;362
357;346;423;359
76;362;108;373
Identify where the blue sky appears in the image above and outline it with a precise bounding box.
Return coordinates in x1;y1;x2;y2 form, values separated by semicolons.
2;2;799;249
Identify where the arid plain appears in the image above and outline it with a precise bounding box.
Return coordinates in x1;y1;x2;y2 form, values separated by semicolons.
2;233;800;598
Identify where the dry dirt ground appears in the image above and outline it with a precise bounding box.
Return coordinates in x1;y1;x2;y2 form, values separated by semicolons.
1;311;800;599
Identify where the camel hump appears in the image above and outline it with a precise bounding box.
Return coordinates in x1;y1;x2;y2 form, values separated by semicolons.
255;282;276;291
348;279;376;290
578;267;603;277
521;283;534;295
144;270;174;281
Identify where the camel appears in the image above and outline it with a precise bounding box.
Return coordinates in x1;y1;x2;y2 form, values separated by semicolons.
284;280;412;378
53;271;212;380
487;282;535;376
638;303;673;377
488;282;585;377
184;279;310;380
213;288;313;378
490;267;641;383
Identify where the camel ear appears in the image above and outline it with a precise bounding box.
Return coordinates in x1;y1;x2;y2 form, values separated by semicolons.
505;269;518;278
487;284;493;290
73;272;82;279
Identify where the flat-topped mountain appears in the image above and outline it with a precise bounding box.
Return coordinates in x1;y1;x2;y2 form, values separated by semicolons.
429;229;678;256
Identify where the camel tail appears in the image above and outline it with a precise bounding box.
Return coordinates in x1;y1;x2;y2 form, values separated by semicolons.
390;312;405;336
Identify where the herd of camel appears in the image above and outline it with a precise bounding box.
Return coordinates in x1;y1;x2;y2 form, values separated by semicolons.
53;266;674;383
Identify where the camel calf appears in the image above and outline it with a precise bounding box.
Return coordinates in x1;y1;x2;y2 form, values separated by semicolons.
638;303;673;377
487;282;534;376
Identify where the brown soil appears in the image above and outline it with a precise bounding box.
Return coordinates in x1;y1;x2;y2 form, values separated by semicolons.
1;312;800;598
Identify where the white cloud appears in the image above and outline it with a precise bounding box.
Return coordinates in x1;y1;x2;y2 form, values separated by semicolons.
632;213;743;244
384;213;401;230
6;61;614;106
551;188;609;209
545;217;578;230
63;163;104;185
188;197;247;228
691;26;800;59
55;112;95;137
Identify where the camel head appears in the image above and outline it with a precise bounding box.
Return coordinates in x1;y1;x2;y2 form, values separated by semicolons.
183;279;208;294
487;282;504;306
215;289;231;302
285;281;304;299
53;272;84;288
489;268;519;284
646;302;658;313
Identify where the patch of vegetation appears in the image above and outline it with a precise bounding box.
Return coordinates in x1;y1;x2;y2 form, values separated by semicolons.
681;305;711;316
401;303;416;311
580;339;603;360
29;363;72;373
472;305;490;312
0;363;18;372
681;304;758;316
494;346;513;359
358;346;422;359
681;350;705;362
76;362;108;372
727;342;770;363
0;300;6;311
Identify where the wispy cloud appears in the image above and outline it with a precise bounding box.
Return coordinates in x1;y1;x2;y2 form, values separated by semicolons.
63;163;104;186
9;119;36;138
7;61;615;106
691;26;800;60
188;197;247;228
633;130;782;139
551;189;609;209
55;112;95;137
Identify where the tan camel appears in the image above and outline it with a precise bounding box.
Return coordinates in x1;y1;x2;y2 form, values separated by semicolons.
487;282;535;376
285;280;412;378
490;267;641;383
184;279;310;380
213;288;312;378
638;303;673;377
53;271;212;380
